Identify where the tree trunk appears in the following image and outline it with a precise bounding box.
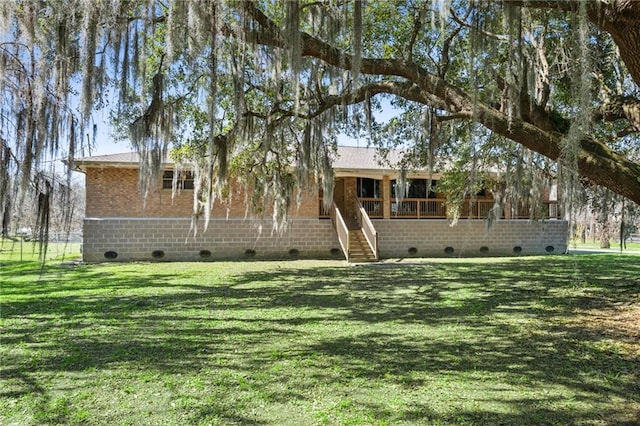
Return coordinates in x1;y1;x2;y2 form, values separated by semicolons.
591;1;640;87
599;222;611;249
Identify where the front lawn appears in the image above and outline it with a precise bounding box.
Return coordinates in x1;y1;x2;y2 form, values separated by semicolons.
1;255;639;425
0;239;81;262
569;240;640;251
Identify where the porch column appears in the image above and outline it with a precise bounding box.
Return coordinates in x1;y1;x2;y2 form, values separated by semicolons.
382;175;391;219
344;177;357;220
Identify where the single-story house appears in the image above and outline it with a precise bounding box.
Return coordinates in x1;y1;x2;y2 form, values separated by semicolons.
74;146;568;262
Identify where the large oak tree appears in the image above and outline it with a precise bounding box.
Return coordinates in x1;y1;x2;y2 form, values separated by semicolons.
1;0;640;235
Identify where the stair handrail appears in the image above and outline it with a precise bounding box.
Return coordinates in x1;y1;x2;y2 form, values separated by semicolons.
329;201;349;260
355;199;378;260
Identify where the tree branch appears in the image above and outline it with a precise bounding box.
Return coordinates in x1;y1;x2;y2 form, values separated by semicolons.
405;2;431;61
243;1;640;203
315;81;457;117
594;95;640;131
450;6;508;41
435;112;473;123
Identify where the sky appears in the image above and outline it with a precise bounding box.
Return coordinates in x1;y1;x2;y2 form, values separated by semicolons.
87;97;401;157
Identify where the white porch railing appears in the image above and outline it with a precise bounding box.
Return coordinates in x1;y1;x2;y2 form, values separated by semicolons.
329;201;349;260
355;199;378;261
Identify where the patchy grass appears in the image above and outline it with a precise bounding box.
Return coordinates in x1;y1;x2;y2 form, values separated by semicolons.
1;255;639;425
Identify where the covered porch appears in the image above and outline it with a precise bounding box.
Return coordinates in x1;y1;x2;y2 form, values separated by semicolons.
322;176;562;221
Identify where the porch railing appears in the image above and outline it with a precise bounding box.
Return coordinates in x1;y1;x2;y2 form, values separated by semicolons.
548;202;561;219
355;199;378;260
327;196;562;220
358;197;383;218
389;198;451;218
329;201;349;260
458;199;495;219
319;198;331;218
389;198;473;218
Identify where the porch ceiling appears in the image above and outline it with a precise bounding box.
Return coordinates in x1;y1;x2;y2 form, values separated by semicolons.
333;169;444;180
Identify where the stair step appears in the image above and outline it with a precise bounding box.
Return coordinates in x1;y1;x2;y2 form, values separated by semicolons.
347;229;376;262
349;257;377;263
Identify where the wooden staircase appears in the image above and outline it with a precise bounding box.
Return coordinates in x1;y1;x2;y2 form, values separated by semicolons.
343;217;376;262
331;203;378;263
348;229;377;262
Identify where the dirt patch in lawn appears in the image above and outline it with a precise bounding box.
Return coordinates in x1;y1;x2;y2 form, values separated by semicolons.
576;301;640;425
579;301;640;358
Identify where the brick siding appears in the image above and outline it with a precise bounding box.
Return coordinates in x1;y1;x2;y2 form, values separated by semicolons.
85;167;320;218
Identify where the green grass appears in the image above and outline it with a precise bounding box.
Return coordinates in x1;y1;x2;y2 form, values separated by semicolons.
1;254;639;425
0;239;81;262
569;238;640;251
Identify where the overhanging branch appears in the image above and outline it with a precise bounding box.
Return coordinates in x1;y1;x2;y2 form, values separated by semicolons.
241;1;640;204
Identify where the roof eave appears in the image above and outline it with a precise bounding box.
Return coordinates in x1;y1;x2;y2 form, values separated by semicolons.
72;160;174;172
333;168;444;179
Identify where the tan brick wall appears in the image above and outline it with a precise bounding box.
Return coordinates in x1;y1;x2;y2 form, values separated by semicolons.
83;218;342;262
373;219;568;257
382;175;391;218
84;167;320;218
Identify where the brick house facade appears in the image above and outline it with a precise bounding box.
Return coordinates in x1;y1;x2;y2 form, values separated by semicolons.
75;147;568;262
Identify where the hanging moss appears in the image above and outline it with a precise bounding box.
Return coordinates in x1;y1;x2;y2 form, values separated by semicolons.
559;1;592;229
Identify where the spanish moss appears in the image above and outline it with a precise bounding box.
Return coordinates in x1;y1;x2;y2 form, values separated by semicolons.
1;0;639;253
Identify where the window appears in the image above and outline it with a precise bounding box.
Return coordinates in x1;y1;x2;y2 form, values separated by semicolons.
391;179;438;198
356;178;380;198
162;170;195;190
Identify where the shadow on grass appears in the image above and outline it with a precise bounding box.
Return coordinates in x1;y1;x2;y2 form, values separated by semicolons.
1;255;639;425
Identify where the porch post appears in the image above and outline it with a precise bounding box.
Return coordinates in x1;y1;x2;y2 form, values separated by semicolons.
382;175;391;219
344;177;358;220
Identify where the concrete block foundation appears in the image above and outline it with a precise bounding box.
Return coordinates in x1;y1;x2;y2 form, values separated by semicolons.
83;217;568;262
